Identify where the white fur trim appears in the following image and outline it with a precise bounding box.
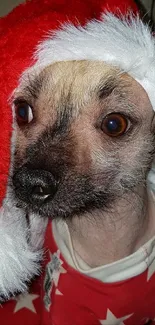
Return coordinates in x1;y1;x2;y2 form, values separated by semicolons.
32;13;155;110
0;200;42;300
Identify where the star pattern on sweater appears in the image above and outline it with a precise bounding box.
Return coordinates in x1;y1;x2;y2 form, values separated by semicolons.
13;293;39;314
55;288;63;295
100;309;133;325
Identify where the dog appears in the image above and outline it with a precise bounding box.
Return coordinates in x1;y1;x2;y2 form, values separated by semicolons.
12;13;155;325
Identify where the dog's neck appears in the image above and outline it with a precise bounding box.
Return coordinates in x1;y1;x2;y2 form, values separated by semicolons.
67;187;155;267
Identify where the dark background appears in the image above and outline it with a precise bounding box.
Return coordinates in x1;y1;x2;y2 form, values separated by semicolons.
0;0;154;22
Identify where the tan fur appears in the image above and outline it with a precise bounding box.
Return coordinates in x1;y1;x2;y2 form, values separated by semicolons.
14;60;153;170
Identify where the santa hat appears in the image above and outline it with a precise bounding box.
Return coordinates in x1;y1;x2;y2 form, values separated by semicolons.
0;0;141;299
17;3;155;111
33;14;155;110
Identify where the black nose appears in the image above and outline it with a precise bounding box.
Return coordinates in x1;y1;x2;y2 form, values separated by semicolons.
13;167;58;205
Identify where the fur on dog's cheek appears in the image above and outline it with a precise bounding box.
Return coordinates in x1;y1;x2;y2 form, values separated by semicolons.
12;155;142;220
13;121;155;220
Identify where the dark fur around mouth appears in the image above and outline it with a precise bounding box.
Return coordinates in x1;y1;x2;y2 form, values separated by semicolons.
13;166;116;220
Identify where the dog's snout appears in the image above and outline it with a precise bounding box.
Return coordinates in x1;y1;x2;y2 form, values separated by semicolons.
13;167;58;205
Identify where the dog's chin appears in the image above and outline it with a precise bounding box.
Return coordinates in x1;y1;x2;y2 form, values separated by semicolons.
15;189;114;220
12;166;118;220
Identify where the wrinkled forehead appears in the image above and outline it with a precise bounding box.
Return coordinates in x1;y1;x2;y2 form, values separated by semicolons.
15;61;128;99
14;60;153;119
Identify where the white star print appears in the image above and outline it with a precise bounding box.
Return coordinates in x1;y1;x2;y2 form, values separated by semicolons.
49;250;67;287
100;309;133;325
147;257;155;281
55;288;63;295
14;293;39;313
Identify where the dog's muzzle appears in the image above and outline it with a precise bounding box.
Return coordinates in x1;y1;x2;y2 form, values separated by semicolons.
13;167;58;205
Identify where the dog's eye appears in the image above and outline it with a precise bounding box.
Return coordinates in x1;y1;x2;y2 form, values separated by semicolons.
101;113;129;137
14;101;34;126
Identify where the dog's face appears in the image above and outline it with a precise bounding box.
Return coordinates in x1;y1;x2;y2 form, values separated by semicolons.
12;60;155;219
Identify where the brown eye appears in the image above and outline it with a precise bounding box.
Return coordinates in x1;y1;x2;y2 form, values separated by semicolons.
101;113;129;137
14;100;34;126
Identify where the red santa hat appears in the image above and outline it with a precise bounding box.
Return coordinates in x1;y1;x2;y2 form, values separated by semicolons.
0;0;140;299
16;2;154;112
33;14;155;110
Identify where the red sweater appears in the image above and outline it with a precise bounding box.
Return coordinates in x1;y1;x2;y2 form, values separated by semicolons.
1;221;155;325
